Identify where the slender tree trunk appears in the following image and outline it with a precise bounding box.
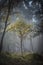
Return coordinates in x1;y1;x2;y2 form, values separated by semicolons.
30;35;33;53
20;37;23;56
0;0;11;53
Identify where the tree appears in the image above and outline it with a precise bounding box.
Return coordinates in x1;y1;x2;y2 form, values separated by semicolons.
0;0;22;52
6;19;32;55
29;21;43;53
0;0;11;52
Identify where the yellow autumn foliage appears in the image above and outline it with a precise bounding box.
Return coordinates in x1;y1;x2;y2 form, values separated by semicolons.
6;19;32;37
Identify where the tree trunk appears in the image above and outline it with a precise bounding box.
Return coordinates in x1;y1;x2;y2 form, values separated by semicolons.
20;37;23;56
0;0;11;53
30;35;33;53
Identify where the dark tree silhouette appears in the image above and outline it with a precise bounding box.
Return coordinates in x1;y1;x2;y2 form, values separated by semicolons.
0;0;22;52
0;0;11;52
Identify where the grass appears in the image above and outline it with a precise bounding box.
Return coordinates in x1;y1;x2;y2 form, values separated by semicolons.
0;52;43;65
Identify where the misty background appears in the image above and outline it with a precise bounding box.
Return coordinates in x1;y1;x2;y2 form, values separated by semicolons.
0;0;43;54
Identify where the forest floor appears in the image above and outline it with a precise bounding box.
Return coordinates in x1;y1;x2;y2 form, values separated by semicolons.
0;52;43;65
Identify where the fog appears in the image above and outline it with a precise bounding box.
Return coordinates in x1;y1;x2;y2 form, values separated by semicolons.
2;31;43;54
0;0;43;54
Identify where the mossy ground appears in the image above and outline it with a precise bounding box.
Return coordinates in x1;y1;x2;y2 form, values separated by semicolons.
0;52;43;65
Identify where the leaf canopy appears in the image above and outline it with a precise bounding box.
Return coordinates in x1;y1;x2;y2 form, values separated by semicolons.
6;19;32;37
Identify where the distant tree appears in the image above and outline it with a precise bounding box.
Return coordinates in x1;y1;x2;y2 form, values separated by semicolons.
29;21;43;53
6;19;32;55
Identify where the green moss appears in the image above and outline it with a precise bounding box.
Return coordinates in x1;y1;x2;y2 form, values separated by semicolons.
0;52;43;65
